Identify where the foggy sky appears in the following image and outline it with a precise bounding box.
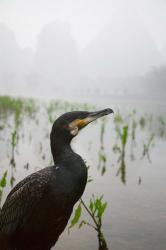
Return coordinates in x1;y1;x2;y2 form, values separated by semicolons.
0;0;166;51
0;0;166;98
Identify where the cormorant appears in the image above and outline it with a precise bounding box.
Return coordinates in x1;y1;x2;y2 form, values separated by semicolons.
0;108;113;250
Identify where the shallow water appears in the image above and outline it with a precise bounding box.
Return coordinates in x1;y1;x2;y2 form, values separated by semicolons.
0;97;166;250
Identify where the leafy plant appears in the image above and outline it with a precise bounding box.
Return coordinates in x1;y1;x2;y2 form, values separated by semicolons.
113;125;128;184
98;118;107;175
9;129;19;187
0;171;7;205
69;195;109;250
130;110;137;160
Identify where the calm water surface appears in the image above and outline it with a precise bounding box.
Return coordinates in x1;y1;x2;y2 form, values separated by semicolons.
0;97;166;250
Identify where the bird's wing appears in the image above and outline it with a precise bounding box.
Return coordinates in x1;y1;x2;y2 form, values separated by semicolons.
0;168;52;234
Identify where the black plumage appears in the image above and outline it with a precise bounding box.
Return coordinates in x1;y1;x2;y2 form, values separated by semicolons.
0;108;113;250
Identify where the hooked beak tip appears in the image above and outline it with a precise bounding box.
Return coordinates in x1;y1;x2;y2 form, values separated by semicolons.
89;108;114;119
103;108;114;115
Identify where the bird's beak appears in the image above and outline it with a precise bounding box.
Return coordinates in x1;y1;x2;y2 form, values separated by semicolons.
69;108;114;131
87;108;114;122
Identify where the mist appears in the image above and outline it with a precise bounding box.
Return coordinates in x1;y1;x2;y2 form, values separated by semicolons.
0;0;166;100
0;2;166;250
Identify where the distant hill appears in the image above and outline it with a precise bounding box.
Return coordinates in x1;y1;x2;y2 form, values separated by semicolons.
81;8;163;79
0;23;33;94
0;21;165;99
35;22;80;86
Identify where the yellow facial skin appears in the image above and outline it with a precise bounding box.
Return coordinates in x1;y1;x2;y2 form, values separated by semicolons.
68;117;97;136
69;117;96;129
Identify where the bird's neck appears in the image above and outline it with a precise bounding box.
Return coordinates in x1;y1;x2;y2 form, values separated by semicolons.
51;137;74;164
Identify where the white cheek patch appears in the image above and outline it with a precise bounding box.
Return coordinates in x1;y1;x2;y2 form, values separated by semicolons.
70;126;79;136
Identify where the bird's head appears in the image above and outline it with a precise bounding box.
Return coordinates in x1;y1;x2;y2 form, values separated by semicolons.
51;108;113;143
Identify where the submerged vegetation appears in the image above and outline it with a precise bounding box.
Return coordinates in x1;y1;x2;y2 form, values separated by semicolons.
0;95;166;249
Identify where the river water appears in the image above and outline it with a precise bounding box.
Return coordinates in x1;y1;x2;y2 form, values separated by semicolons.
0;96;166;250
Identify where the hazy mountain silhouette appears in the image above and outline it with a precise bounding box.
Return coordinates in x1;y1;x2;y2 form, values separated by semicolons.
81;8;163;79
0;24;22;86
0;21;165;99
0;23;34;95
35;21;80;88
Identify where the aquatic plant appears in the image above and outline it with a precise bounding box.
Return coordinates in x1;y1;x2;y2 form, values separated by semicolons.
130;110;137;161
142;133;155;162
0;96;37;189
9;130;18;186
98;118;107;175
69;195;108;250
0;96;37;127
158;116;166;138
114;125;128;184
112;110;166;183
0;171;7;205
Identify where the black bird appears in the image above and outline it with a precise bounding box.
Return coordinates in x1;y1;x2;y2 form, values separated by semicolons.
0;108;113;250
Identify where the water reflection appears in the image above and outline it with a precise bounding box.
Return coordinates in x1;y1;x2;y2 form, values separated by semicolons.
141;133;155;162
